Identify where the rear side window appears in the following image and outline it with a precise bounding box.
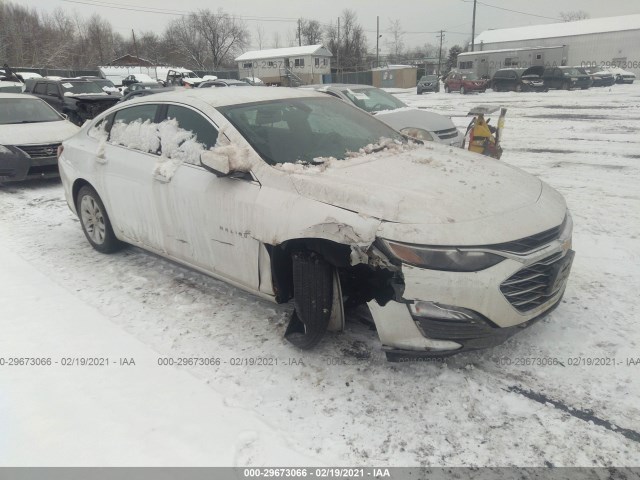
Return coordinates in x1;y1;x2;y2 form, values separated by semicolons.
165;105;218;149
46;84;59;96
110;104;160;154
113;104;157;125
34;83;47;95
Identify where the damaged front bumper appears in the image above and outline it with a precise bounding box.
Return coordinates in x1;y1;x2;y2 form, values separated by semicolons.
367;221;574;359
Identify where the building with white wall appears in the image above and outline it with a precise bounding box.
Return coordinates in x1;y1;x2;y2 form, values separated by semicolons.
474;14;640;75
235;45;332;86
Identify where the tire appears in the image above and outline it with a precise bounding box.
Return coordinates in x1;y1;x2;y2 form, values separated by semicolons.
67;112;83;126
76;185;123;254
417;89;422;95
563;81;571;91
444;85;450;93
284;250;333;350
460;86;466;95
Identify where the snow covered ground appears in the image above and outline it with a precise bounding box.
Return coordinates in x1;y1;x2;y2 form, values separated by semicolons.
1;84;639;467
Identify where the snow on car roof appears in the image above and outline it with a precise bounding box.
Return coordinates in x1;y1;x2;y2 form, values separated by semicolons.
475;14;640;44
123;86;327;108
235;45;332;62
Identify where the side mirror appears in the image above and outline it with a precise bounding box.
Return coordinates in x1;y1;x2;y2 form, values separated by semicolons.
200;150;232;176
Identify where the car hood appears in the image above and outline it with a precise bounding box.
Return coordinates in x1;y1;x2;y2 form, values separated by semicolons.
0;120;79;145
287;143;543;225
374;108;455;132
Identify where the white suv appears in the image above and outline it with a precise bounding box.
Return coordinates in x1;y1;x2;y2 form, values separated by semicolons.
58;88;574;360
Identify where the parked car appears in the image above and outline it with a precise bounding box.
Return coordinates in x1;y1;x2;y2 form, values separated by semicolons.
0;93;79;182
576;67;615;87
304;84;463;147
444;71;488;94
198;79;251;88
604;66;636;84
416;75;440;94
0;80;23;93
121;73;160;88
24;78;120;126
241;76;265;86
491;66;547;92
542;66;592;90
58;88;573;359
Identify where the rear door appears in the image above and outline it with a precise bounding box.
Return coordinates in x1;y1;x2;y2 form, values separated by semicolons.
99;103;166;250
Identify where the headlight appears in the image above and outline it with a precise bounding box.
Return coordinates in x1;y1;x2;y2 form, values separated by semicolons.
380;239;504;272
400;127;434;142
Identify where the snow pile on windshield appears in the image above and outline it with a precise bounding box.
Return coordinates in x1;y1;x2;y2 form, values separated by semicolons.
274;137;421;173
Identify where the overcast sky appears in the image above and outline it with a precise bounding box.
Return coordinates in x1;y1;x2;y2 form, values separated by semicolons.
19;0;640;53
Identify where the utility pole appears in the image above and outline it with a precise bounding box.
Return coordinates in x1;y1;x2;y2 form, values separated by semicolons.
298;18;302;46
337;17;340;80
132;29;140;60
437;30;445;76
471;0;477;51
376;16;379;68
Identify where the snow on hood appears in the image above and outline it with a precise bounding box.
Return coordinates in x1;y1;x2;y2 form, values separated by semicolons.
0;120;79;145
282;142;542;225
64;92;109;97
375;107;456;132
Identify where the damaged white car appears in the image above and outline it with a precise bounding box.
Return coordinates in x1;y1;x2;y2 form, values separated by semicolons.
58;88;574;360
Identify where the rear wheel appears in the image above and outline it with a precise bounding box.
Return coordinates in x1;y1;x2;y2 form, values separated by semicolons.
284;250;334;350
76;185;123;254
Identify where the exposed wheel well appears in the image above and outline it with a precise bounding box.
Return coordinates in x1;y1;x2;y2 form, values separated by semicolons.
72;178;92;211
268;238;403;309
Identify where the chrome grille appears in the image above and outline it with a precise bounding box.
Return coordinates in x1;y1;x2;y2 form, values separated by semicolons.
16;143;60;159
500;252;571;313
434;127;459;140
487;220;565;254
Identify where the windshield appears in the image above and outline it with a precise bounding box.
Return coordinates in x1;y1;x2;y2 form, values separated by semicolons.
420;76;438;81
340;87;406;113
62;81;104;95
185;72;199;78
0;98;62;124
219;97;404;165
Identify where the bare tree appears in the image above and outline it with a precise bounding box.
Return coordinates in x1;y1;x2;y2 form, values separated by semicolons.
326;9;367;69
255;24;265;50
385;19;405;62
296;19;323;46
164;16;208;69
272;31;281;48
560;10;590;22
196;9;249;69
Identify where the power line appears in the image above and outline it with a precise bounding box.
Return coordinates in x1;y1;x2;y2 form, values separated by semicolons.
461;0;561;21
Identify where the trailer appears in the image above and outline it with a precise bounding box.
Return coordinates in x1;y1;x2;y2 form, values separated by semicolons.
457;45;568;79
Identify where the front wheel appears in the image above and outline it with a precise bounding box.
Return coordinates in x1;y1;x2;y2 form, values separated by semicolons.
417;89;423;95
76;185;123;254
284;251;333;350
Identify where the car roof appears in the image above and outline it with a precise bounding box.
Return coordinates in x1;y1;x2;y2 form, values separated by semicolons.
122;86;326;108
0;92;39;100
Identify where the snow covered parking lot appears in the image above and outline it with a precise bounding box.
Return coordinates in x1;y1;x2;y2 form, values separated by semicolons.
1;84;639;467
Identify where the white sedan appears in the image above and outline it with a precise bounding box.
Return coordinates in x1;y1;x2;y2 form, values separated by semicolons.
58;88;574;360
